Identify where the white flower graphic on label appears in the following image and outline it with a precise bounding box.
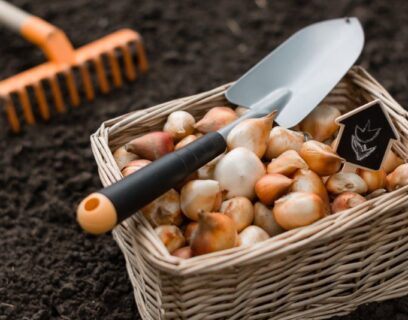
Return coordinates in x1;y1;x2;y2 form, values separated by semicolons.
351;120;381;161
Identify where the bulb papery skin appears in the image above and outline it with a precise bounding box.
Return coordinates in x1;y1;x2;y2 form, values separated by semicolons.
300;140;343;176
180;180;222;221
214;147;266;199
326;172;368;195
253;202;284;236
164;110;196;141
197;154;224;180
141;189;183;227
184;222;198;245
194;106;238;133
386;163;408;191
197;164;215;180
121;159;151;177
265;127;305;160
155;225;186;254
299;105;341;142
191;212;238;256
239;226;270;247
235;106;249;116
172;246;193;259
331;192;367;213
113;146;139;170
175;135;198;150
267;150;308;176
220;197;254;232
226;113;275;158
273;192;325;230
291;169;331;214
382;150;404;174
255;174;293;206
126;131;174;160
357;168;387;193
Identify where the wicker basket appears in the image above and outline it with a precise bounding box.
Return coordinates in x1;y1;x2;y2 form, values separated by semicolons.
91;66;408;320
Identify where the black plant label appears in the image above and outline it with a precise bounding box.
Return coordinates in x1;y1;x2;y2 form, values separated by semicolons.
333;99;399;170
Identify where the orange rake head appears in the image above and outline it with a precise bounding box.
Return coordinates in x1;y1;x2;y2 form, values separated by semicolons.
0;2;148;133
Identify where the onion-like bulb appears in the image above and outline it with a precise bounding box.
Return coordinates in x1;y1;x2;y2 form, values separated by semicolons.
331;192;366;213
226;113;275;158
214;147;265;199
299;105;341;142
121;159;151;177
267;150;308;176
382;149;404;174
180;180;222;221
253;202;284;236
191;212;238;256
194;106;237;133
386;163;408;191
356;168;387;193
255;174;293;206
299;140;343;176
163;111;195;141
290;169;330;214
273;192;325;230
126;131;174;160
172;246;193;259
326;172;368;194
265;127;305;160
239;226;269;247
235;106;249;116
155;225;186;254
197;154;224;180
113;146;138;170
220;197;254;232
175;135;198;150
184;222;198;245
141;189;183;227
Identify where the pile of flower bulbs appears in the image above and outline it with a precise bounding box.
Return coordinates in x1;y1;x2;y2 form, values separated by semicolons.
113;105;407;259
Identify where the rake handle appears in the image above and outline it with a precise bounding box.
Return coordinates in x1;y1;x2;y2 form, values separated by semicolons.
0;0;74;63
0;0;31;32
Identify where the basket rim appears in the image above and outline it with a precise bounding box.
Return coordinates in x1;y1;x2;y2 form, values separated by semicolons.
91;65;408;275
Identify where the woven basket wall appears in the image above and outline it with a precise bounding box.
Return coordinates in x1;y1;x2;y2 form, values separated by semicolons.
91;66;408;320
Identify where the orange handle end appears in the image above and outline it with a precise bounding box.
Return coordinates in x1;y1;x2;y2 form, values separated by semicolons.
77;193;118;235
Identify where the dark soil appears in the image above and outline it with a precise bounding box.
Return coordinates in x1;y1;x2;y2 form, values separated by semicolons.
1;0;407;319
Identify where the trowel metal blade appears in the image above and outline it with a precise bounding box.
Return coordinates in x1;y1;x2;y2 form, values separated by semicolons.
225;17;364;128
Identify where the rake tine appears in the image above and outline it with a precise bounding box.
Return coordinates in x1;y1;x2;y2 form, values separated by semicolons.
33;82;50;120
134;39;148;74
108;50;123;88
78;64;95;101
64;70;80;107
49;76;66;113
18;88;35;124
93;57;110;94
120;44;137;81
4;97;20;132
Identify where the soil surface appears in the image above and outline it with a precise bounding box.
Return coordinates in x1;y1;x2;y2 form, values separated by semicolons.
1;0;408;319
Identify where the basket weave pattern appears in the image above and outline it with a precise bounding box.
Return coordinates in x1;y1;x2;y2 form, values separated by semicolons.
91;66;408;320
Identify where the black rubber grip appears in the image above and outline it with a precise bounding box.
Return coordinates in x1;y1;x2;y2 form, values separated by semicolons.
99;132;227;223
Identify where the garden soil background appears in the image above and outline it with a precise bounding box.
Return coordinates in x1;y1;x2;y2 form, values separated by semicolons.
1;0;408;319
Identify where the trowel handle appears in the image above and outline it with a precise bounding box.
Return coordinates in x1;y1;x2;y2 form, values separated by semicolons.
77;132;227;235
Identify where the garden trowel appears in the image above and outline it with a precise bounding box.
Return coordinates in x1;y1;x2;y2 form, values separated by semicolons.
77;17;364;234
